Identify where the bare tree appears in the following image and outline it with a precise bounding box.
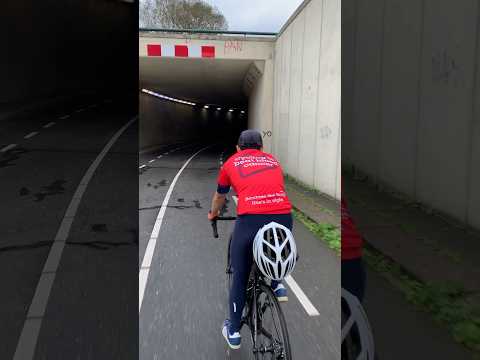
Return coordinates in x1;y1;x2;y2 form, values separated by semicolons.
140;0;228;30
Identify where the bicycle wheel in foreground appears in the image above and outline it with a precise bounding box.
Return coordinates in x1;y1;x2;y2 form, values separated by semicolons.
251;283;292;360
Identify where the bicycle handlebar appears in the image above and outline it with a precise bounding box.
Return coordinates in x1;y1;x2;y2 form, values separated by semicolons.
210;215;236;238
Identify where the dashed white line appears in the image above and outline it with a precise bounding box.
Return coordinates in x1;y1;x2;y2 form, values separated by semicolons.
231;195;320;317
59;115;70;120
1;143;17;152
139;145;212;312
43;122;55;128
148;159;155;163
157;155;163;159
13;116;137;360
139;165;147;169
75;108;85;113
24;132;39;139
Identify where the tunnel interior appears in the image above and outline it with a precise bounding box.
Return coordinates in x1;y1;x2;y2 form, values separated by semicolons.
139;56;264;151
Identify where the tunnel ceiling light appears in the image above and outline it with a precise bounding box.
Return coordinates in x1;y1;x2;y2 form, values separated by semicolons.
229;109;234;112
141;88;196;107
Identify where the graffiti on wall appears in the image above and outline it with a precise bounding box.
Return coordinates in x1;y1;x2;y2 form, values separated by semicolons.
431;48;465;88
224;40;244;54
319;125;332;139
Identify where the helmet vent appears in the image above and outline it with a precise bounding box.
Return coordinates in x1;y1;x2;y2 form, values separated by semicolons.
263;243;276;261
281;242;291;258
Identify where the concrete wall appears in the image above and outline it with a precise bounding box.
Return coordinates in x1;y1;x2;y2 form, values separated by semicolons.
2;1;136;105
272;0;341;199
248;60;275;153
343;0;480;229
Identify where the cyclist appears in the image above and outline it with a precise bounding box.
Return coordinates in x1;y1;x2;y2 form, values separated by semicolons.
341;181;375;359
341;190;365;301
208;129;293;349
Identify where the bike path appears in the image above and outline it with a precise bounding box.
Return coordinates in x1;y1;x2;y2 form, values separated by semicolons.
138;145;340;360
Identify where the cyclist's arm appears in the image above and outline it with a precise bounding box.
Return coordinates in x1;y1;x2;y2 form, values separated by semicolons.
210;191;227;218
209;164;231;218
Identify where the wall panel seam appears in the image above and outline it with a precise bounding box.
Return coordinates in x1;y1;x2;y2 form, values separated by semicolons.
465;0;480;226
297;10;308;181
313;0;326;187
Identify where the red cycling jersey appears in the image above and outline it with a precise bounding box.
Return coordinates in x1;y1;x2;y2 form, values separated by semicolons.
217;149;292;215
341;198;363;260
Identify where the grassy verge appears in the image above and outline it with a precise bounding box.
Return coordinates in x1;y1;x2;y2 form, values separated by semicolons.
364;244;480;355
293;200;479;354
292;208;340;254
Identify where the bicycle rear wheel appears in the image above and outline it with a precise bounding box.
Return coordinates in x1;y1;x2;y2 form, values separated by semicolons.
251;283;292;360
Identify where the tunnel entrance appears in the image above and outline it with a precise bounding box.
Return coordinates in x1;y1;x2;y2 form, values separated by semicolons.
139;45;271;152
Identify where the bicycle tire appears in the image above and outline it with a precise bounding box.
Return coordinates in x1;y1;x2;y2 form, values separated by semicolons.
251;283;292;360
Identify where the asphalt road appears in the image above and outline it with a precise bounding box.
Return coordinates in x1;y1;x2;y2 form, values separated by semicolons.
138;144;340;360
0;99;138;360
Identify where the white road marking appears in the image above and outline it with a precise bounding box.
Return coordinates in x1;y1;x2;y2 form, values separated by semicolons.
284;276;320;316
43;122;55;128
24;132;39;139
157;155;162;159
139;145;212;312
59;115;70;120
148;159;155;163
75;108;85;113
139;164;146;169
230;196;320;317
1;143;17;152
13;117;137;360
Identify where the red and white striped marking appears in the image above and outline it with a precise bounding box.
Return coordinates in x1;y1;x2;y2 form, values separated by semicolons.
147;44;215;58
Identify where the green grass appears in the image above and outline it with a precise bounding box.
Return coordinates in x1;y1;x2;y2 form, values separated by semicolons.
364;245;480;354
292;208;340;254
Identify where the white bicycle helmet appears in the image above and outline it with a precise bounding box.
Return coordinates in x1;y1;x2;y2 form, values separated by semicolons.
341;288;375;360
252;222;297;280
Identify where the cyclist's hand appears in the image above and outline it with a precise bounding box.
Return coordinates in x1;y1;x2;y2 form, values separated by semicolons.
208;210;219;221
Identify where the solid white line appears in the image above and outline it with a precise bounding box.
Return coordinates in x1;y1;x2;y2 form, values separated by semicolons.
1;143;17;152
230;195;319;317
13;116;137;360
24;132;39;139
43;122;55;128
139;145;212;312
284;276;320;316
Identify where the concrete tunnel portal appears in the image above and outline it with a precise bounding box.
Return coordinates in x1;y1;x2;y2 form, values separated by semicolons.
139;32;276;152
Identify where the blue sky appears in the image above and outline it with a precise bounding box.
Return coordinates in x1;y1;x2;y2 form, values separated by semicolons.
202;0;304;32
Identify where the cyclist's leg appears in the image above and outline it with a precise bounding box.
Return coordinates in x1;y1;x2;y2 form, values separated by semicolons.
229;216;255;333
341;257;366;302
